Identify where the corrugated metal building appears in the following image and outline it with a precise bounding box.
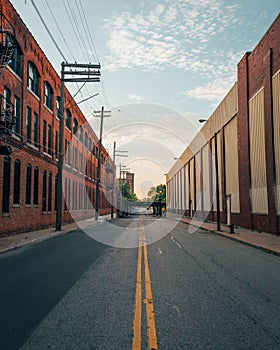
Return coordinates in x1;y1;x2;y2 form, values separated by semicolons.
167;14;280;235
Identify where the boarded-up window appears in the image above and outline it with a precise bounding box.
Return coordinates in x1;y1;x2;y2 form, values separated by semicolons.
224;117;240;213
249;87;268;214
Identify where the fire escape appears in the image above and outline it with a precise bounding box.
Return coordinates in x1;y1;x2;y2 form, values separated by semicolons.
0;9;15;153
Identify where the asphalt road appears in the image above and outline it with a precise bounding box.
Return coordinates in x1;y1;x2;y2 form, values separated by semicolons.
0;216;280;349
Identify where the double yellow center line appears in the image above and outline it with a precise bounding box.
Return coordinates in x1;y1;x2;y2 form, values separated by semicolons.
132;216;158;350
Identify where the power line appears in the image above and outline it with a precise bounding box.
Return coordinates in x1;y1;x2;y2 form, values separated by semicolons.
77;0;100;63
29;0;67;62
44;0;76;61
62;0;87;62
74;0;97;63
31;0;111;135
63;0;88;62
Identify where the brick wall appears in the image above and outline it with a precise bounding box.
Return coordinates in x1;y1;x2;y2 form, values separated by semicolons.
0;0;113;235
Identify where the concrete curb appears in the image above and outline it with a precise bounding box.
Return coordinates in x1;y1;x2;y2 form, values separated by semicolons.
178;218;280;257
0;215;113;255
0;228;75;255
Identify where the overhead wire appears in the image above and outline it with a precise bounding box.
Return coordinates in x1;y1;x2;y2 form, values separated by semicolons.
43;0;76;62
77;0;99;63
29;0;67;62
62;0;105;120
62;0;88;62
74;0;110;109
30;0;112;152
74;0;98;63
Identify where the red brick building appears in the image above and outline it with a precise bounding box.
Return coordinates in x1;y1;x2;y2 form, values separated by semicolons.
0;0;114;235
125;172;135;194
167;14;280;235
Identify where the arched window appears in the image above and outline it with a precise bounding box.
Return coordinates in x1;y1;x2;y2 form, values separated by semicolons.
79;126;83;143
26;164;32;204
42;170;47;212
44;81;53;110
73;118;78;136
8;39;22;77
89;138;92;152
66;109;71;130
27;61;39;96
48;172;52;212
2;156;10;213
13;95;21;135
34;167;39;205
13;159;21;205
55;174;58;211
85;132;88;148
56;97;60;118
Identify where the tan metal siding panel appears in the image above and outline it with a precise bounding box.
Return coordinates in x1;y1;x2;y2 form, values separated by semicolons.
190;158;195;211
273;70;280;214
185;164;189;210
168;83;238;179
195;152;202;210
249;88;268;214
181;168;185;211
211;134;222;212
217;132;223;212
178;170;182;210
224;117;240;213
175;173;178;210
211;138;217;211
166;181;170;210
202;145;211;211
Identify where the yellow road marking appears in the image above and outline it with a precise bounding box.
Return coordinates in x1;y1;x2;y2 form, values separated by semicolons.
132;223;143;350
132;217;158;350
143;230;158;350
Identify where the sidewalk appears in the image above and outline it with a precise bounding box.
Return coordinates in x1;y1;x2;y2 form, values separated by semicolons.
0;215;112;254
1;215;280;257
177;216;280;256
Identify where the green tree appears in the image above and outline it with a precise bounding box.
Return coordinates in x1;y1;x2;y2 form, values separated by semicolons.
148;184;166;203
117;181;138;202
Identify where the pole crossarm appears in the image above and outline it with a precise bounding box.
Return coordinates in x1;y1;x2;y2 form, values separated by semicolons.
62;78;100;83
61;62;101;83
94;110;111;117
63;70;100;76
62;63;101;69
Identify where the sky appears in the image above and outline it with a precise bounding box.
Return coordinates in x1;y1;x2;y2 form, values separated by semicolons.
11;0;280;199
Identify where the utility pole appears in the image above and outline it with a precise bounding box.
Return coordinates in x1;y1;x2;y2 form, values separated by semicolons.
111;141;116;218
94;107;111;220
56;62;100;231
113;150;128;218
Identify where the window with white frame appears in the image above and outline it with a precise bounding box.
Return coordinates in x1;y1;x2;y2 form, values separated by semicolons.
44;81;53;110
28;62;39;96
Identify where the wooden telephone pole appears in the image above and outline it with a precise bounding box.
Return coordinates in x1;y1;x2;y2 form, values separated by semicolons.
56;62;100;231
94;107;111;220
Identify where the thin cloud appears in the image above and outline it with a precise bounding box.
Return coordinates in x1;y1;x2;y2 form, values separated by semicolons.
181;77;235;102
128;93;145;102
103;0;241;74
